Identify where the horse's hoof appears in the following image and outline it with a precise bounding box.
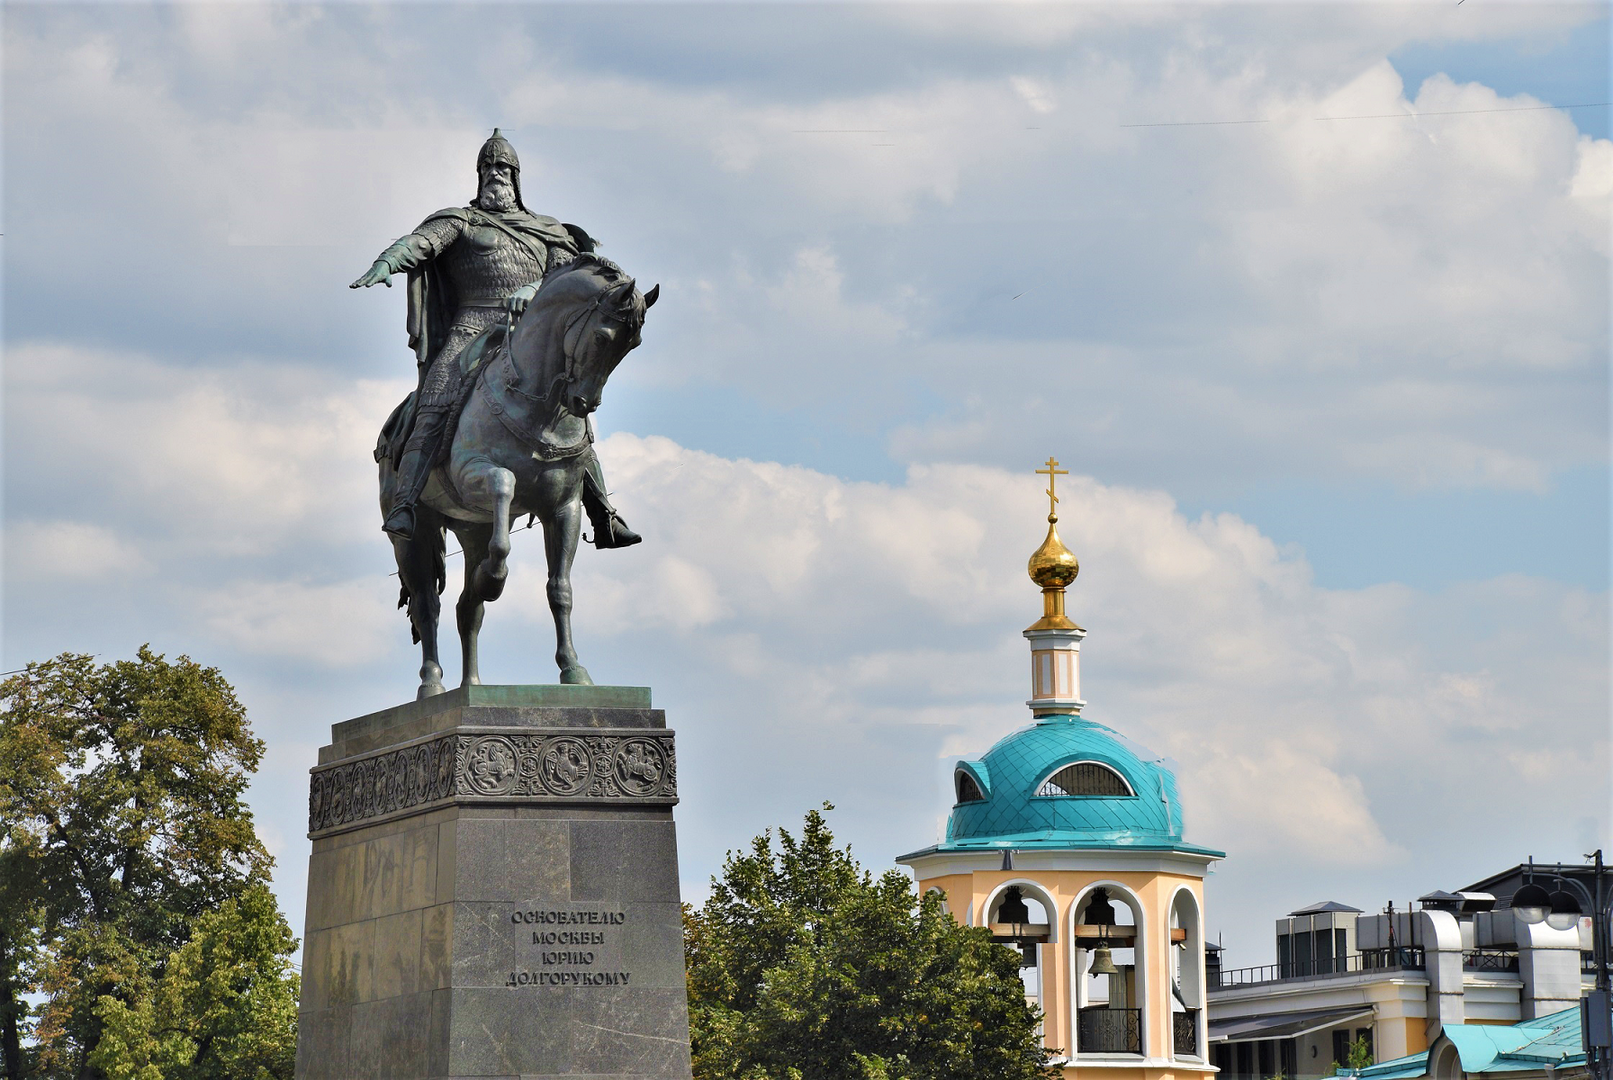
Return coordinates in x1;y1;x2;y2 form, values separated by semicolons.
559;664;593;685
417;681;447;700
473;561;507;602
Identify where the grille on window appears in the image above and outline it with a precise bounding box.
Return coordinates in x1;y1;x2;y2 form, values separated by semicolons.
1038;762;1132;797
956;771;985;803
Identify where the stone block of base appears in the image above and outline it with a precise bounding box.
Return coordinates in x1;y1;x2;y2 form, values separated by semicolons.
294;685;693;1080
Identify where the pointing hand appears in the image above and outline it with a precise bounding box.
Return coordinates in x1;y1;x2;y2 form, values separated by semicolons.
350;261;393;289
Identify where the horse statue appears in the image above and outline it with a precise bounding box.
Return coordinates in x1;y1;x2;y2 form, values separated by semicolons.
376;254;657;698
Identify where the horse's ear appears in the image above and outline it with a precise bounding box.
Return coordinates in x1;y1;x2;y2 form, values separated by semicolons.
595;326;617;346
643;284;660;309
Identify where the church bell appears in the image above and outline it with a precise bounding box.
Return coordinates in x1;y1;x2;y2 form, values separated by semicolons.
1089;942;1121;976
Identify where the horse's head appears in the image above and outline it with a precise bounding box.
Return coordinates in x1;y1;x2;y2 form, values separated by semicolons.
512;254;658;417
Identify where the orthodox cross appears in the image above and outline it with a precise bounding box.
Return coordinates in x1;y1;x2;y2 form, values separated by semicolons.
1036;456;1068;519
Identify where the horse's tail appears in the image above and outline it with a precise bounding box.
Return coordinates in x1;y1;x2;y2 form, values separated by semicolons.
394;524;447;644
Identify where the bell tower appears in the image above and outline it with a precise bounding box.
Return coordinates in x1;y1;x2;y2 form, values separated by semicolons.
897;457;1226;1080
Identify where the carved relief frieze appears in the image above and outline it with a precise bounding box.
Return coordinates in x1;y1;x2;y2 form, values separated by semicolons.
309;730;677;835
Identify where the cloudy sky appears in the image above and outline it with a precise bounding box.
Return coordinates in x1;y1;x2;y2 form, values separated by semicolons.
3;1;1608;966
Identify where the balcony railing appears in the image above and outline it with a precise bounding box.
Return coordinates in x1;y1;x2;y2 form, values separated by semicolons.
1174;1009;1200;1057
1211;948;1425;990
1463;949;1519;973
1078;1006;1142;1054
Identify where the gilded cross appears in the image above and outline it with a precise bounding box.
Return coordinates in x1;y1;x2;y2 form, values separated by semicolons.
1035;456;1068;518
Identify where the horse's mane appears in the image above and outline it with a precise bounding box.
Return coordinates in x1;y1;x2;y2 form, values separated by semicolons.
540;253;643;323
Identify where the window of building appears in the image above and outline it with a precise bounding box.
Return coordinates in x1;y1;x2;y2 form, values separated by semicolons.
1037;761;1133;797
956;771;984;803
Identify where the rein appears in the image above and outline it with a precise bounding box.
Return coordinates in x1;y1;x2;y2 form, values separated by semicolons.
474;270;632;461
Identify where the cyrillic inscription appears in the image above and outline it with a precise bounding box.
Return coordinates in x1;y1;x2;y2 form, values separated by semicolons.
507;907;630;988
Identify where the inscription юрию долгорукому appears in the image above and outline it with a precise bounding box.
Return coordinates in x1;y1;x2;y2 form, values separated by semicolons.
506;908;631;987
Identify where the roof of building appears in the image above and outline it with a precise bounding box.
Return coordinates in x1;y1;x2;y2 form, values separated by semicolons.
1346;1052;1433;1080
1462;863;1600;909
1340;1006;1587;1080
1439;1007;1587;1074
1291;900;1365;915
905;714;1223;857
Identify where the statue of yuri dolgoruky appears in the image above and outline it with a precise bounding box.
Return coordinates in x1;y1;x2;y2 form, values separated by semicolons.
352;129;657;697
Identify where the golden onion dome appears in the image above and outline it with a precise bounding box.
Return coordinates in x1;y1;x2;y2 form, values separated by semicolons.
1028;514;1079;589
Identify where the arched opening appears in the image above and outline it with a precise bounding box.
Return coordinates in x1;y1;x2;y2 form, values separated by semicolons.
1036;760;1135;797
1431;1040;1462;1080
983;881;1057;1012
924;885;950;917
1169;887;1205;1059
955;770;985;803
1071;884;1145;1056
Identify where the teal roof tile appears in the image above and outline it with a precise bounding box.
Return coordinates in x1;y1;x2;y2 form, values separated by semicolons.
934;714;1223;856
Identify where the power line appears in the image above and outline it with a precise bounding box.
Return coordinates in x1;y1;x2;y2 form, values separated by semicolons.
1123;101;1609;129
1316;101;1610;121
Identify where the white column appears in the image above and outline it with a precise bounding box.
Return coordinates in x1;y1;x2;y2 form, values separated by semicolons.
1025;625;1086;716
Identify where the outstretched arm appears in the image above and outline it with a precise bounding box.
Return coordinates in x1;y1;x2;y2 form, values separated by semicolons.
350;216;465;289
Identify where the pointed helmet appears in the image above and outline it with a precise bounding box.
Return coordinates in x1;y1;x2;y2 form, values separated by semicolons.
475;128;525;209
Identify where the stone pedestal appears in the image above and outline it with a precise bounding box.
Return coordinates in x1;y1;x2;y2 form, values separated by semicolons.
293;685;693;1080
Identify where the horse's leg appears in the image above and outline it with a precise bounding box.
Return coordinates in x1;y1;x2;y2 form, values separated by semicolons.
452;520;493;687
463;462;517;602
545;495;591;685
394;520;446;699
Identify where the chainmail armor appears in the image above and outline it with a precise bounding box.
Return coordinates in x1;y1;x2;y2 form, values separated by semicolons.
438;222;549;308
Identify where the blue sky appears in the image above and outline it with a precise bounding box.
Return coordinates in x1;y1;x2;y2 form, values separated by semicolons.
3;1;1609;966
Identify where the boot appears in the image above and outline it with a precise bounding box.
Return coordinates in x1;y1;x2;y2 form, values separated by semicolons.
582;459;641;549
384;413;446;541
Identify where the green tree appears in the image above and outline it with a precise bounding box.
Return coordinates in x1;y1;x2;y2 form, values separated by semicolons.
684;805;1059;1080
0;648;288;1080
88;884;298;1080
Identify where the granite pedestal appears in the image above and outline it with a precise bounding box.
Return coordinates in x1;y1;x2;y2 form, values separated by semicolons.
293;685;693;1080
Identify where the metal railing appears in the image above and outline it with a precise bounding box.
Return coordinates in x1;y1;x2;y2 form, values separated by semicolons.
1464;949;1520;973
1211;948;1425;989
1174;1009;1200;1057
1078;1006;1142;1054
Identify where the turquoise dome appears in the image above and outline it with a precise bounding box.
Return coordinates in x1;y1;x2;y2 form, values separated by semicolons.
941;715;1219;854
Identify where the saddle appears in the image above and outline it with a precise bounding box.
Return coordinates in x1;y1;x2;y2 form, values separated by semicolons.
375;322;508;468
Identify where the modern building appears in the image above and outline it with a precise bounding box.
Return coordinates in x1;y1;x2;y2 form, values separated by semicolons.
1207;868;1600;1080
898;462;1225;1080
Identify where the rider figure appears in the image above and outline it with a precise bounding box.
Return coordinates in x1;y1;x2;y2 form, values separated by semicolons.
351;129;640;549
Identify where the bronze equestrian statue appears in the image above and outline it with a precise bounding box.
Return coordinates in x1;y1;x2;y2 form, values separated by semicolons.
353;131;655;696
352;129;639;549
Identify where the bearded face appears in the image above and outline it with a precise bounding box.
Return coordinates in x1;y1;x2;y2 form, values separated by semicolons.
477;162;518;212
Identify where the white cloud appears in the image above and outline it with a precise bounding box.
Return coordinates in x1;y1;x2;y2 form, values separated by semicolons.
5;342;407;556
196;576;396;668
5;520;152;581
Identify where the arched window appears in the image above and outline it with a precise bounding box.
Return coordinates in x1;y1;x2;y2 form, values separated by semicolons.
1037;761;1133;797
956;771;985;803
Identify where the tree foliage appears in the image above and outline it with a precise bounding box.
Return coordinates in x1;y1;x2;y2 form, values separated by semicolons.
89;885;298;1080
684;805;1059;1080
0;648;294;1080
